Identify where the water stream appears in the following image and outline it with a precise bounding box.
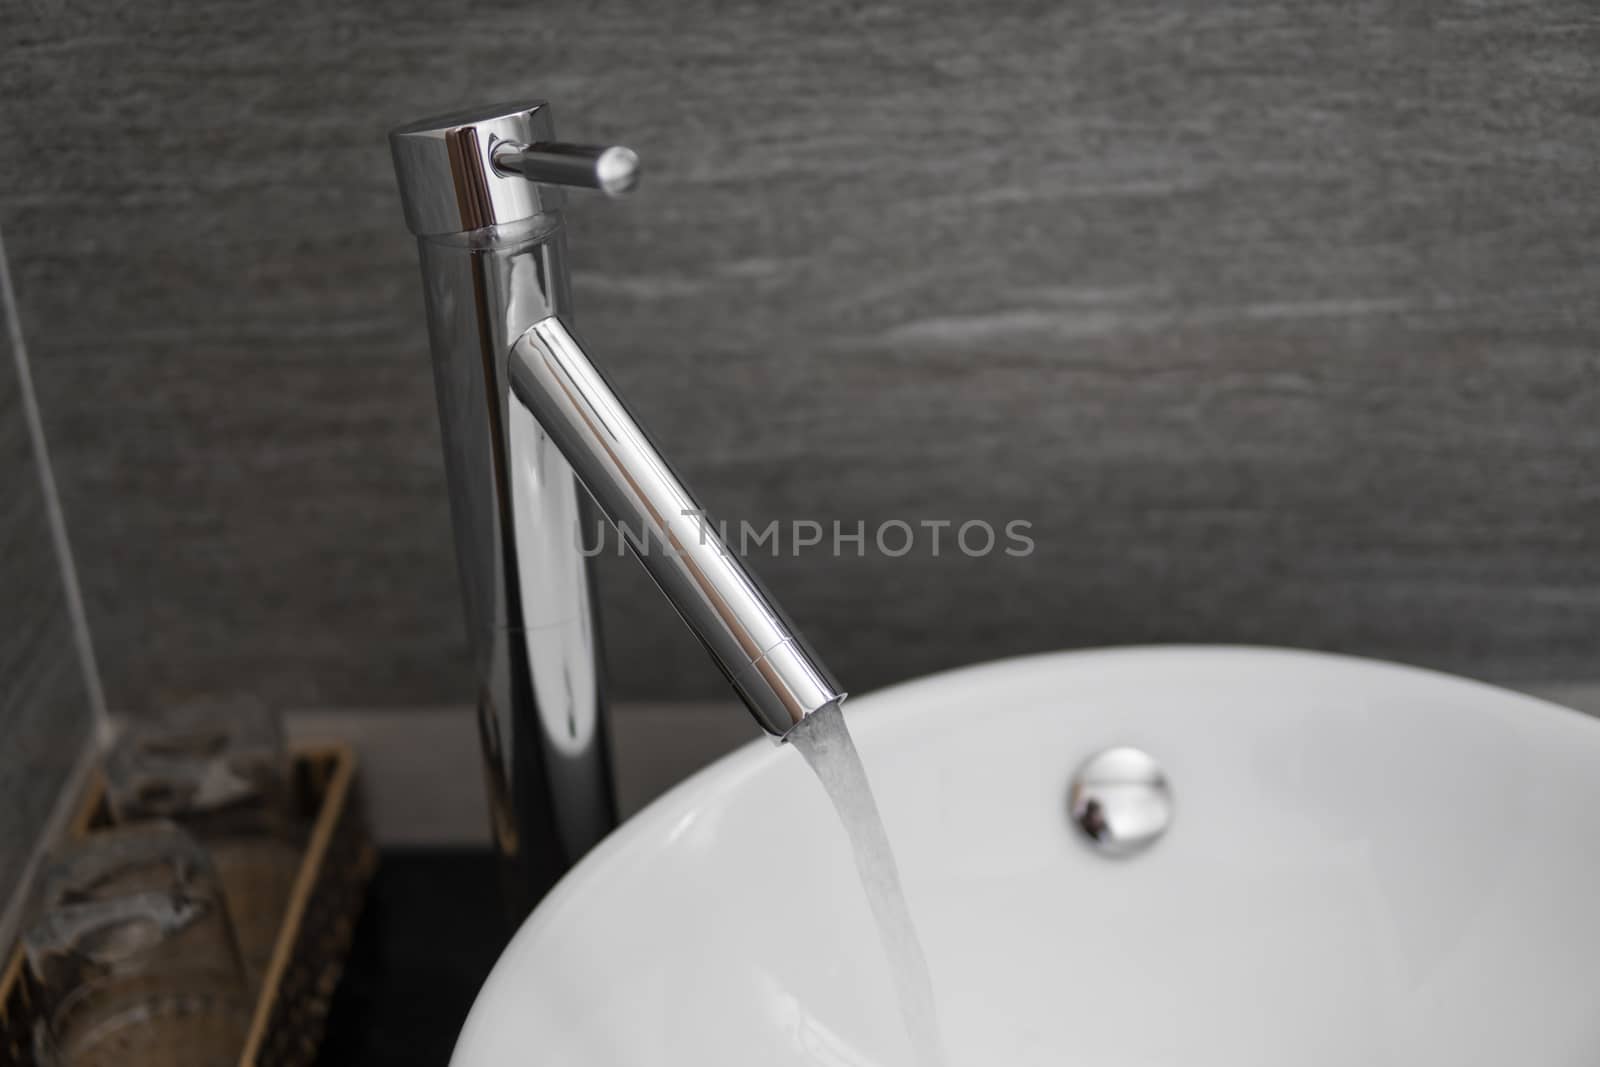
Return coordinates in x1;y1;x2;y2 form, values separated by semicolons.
788;702;950;1067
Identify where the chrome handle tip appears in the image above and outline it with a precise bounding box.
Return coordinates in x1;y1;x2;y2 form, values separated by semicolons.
594;146;641;197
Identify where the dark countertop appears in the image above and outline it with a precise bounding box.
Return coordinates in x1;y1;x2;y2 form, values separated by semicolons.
314;851;509;1067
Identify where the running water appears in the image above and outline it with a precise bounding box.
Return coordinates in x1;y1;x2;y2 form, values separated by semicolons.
788;702;950;1067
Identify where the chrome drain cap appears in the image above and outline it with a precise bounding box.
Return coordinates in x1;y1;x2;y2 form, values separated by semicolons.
1068;747;1172;856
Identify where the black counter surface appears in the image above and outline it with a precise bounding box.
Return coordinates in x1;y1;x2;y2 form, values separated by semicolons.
314;851;509;1067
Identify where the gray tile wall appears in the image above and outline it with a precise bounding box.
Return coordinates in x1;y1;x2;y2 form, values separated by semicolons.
1;0;1596;716
0;236;95;918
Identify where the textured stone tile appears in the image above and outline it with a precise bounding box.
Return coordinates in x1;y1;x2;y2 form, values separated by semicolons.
0;246;94;914
0;0;1596;715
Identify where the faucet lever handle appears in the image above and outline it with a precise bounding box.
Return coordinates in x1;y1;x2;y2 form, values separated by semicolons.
491;140;641;197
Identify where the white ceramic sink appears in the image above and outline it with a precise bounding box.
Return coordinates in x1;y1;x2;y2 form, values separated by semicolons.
450;646;1600;1066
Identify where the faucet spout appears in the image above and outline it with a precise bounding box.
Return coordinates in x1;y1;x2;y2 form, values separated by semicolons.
511;316;844;736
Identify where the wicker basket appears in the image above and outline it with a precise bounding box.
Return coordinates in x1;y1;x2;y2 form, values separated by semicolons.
1;742;376;1067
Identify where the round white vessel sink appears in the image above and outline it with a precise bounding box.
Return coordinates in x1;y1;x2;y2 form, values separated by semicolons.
451;647;1600;1066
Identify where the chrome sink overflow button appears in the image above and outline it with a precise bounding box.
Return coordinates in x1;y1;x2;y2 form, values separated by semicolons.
1068;747;1173;856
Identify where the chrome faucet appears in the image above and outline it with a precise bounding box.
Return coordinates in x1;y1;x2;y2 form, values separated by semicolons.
389;101;843;917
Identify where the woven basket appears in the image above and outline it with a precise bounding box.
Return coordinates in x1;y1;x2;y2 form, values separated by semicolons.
1;742;376;1067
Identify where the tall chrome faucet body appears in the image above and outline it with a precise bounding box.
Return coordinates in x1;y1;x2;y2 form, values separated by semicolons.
389;101;843;917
